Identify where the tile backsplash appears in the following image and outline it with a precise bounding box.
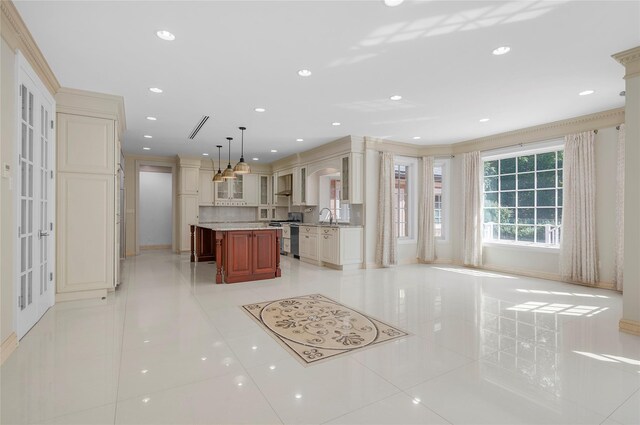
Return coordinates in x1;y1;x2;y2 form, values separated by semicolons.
199;206;257;222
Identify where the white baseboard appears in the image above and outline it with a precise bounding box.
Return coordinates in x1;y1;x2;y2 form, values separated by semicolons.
479;263;617;291
56;288;108;303
1;332;18;365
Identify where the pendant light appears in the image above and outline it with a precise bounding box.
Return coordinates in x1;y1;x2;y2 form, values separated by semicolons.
222;137;236;180
212;145;223;182
233;126;251;174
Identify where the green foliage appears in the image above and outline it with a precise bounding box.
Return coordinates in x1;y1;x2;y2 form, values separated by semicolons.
517;155;535;172
500;158;516;174
537;152;556;170
484;160;498;176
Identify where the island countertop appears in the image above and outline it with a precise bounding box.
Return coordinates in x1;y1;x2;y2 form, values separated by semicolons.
190;224;281;284
195;223;272;232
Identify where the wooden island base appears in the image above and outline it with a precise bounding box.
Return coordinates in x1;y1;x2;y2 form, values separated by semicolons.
191;225;281;284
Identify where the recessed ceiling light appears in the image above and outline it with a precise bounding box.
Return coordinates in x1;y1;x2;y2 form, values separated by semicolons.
579;90;595;96
296;138;304;142
254;107;266;112
202;153;209;156
143;147;151;150
270;149;278;153
149;87;163;93
332;122;341;126
144;135;153;138
269;365;276;370
156;30;175;41
412;136;421;140
252;157;259;161
384;0;404;6
492;46;511;56
140;369;148;374
142;398;151;403
390;95;402;101
297;69;312;77
412;398;421;405
146;116;157;121
479;118;490;122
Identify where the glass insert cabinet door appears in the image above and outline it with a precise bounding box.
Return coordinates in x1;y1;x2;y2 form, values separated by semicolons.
260;175;268;205
231;174;243;200
216;179;229;199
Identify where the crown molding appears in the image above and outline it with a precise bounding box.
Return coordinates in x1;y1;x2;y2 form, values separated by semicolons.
452;108;624;154
1;0;59;94
271;135;356;172
612;46;640;79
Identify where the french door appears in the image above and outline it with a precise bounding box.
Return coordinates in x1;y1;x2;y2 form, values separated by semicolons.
16;52;55;339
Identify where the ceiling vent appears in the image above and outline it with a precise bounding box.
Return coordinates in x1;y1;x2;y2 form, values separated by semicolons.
188;115;210;140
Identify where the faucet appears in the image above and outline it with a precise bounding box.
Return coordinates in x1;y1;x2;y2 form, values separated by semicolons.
319;208;334;226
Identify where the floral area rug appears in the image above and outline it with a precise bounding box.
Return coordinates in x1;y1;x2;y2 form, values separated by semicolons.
242;294;409;365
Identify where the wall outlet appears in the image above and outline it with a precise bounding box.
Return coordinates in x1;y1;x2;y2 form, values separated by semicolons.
2;163;10;178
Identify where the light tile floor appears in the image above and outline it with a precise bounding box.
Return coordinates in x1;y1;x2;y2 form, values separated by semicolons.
2;251;639;424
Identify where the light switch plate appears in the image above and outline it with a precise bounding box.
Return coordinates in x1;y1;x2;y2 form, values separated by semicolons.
2;163;10;178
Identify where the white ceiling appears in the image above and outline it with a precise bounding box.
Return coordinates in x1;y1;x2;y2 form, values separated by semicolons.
14;0;640;163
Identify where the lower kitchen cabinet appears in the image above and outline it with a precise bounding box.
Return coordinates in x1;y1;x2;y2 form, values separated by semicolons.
320;228;339;264
299;226;319;262
224;229;279;283
300;226;363;269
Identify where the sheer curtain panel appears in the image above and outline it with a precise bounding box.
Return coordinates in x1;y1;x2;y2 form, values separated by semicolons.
560;131;598;284
417;156;436;262
463;151;483;267
376;152;397;267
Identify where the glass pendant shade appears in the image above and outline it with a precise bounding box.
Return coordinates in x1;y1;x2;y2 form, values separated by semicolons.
223;137;236;180
213;145;224;182
233;126;251;174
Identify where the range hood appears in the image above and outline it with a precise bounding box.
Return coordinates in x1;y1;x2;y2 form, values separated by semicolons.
276;174;292;196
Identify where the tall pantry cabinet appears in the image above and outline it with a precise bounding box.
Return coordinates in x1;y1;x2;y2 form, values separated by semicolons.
55;88;125;301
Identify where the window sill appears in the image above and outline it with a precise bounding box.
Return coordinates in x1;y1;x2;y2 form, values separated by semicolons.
483;240;560;253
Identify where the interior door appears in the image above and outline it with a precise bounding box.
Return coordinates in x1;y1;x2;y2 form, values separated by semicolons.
16;54;55;339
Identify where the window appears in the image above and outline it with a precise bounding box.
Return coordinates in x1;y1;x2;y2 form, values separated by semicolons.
483;147;563;246
329;178;350;221
394;164;409;238
434;165;443;238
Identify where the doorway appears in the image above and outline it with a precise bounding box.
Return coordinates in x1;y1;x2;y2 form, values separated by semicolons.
15;52;55;339
138;165;174;251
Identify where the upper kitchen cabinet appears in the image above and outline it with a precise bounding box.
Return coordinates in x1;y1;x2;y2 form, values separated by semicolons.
199;169;214;205
55;88;125;301
341;153;363;204
214;173;258;206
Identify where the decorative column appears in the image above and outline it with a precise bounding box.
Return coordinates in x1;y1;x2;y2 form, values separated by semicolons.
613;46;640;335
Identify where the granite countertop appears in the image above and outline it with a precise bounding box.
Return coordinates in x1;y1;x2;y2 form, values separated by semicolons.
295;223;363;228
195;223;274;232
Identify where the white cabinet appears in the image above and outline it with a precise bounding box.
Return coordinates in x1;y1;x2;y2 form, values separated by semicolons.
179;195;199;251
257;206;277;221
55;88;125;300
320;227;339;264
339;227;363;265
214;174;250;206
299;226;319;262
292;166;307;206
340;153;363;204
199;170;214;205
243;174;259;206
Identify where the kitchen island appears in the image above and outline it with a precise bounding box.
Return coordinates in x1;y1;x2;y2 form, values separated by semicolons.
190;224;281;284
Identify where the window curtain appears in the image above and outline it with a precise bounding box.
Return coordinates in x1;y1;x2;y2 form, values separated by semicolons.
417;156;436;262
615;124;625;290
560;131;598;284
376;152;397;267
463;151;483;267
